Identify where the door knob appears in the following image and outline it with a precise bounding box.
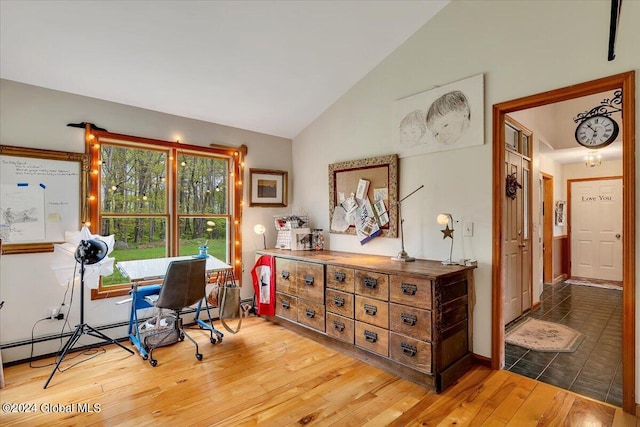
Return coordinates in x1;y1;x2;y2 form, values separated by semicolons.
615;233;621;239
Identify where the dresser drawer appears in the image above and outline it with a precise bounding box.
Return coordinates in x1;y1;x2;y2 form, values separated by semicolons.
275;257;296;295
355;270;389;300
297;299;325;332
355;295;389;329
389;332;432;374
355;322;388;357
326;289;354;318
326;265;355;293
326;312;354;344
295;261;325;303
389;275;432;310
275;292;298;322
389;303;432;341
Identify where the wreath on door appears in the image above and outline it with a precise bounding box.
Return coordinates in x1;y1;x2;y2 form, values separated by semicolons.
505;172;522;200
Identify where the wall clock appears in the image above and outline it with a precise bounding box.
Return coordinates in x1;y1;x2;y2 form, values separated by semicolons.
574;114;619;148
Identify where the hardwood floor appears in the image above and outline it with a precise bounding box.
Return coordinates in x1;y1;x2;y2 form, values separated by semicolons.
0;317;635;426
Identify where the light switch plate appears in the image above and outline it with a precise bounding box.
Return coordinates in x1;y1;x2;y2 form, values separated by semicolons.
463;222;473;237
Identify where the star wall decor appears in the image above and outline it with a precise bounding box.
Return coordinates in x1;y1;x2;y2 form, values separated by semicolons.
441;224;454;239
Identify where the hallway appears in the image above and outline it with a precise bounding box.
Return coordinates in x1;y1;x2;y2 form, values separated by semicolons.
505;281;622;406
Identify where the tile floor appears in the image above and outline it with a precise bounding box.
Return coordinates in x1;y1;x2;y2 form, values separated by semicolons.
504;281;623;406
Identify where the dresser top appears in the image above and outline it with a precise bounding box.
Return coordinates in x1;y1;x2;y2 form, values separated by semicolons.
257;249;475;279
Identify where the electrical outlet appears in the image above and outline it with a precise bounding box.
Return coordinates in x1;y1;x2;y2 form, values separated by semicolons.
48;307;60;319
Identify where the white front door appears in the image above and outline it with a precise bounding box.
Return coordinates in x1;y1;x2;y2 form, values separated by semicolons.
570;178;623;281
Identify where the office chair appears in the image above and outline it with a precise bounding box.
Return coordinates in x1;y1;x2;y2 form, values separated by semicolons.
144;257;214;367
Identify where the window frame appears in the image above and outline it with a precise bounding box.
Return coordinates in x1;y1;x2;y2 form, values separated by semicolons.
85;128;246;300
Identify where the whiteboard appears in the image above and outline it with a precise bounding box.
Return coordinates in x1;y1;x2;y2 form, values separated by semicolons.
0;146;87;252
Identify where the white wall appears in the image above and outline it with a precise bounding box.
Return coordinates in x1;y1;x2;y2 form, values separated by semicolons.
0;79;292;362
291;0;640;383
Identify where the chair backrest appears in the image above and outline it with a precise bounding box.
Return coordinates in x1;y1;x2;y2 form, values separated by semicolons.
156;258;206;310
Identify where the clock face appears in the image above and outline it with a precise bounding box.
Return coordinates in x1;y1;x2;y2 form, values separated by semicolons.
575;115;619;148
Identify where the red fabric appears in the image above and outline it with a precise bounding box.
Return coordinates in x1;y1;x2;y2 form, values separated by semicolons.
251;255;276;316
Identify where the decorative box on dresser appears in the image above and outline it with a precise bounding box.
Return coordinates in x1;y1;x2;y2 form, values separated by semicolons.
258;249;476;393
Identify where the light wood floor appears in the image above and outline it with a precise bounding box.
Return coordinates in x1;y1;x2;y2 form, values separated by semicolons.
0;317;635;426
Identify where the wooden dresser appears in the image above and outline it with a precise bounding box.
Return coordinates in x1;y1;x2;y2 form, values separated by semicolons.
256;249;475;392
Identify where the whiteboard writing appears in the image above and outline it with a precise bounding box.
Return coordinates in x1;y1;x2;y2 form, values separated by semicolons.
0;154;81;245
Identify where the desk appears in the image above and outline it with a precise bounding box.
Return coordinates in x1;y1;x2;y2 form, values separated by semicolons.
117;255;233;359
117;254;232;282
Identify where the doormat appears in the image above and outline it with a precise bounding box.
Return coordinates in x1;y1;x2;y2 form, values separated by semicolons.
565;278;622;290
505;318;584;352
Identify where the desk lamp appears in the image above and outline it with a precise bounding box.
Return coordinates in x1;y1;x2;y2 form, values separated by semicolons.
437;213;455;265
391;185;424;262
254;224;266;249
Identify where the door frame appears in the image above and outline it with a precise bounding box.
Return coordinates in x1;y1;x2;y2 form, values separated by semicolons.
567;176;623;281
542;172;553;284
491;71;636;413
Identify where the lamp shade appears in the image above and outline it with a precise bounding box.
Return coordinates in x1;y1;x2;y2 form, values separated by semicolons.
75;239;108;265
254;224;266;235
437;213;452;225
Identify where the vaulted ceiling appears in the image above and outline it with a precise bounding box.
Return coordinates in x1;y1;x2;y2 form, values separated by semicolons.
0;0;449;139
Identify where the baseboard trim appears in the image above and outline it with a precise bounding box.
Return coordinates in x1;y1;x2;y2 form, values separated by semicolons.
472;353;492;368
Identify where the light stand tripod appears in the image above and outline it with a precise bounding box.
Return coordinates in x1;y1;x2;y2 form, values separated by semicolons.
44;240;133;389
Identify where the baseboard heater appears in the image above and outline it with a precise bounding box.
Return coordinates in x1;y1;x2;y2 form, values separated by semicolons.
1;298;254;367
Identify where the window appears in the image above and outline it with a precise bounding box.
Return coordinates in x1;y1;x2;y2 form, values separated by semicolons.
87;131;245;299
505;117;532;157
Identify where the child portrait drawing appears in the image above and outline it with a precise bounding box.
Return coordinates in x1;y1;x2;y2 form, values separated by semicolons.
392;74;484;158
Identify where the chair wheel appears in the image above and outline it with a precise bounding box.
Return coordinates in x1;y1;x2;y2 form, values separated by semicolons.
179;332;185;341
210;337;217;344
142;354;148;360
150;358;158;367
196;353;203;361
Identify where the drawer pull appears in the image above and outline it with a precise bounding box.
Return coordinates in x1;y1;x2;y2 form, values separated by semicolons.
364;304;377;316
281;300;290;310
333;296;345;307
281;270;290;280
304;275;314;286
364;330;378;343
401;283;418;296
334;271;346;282
401;342;417;357
305;308;316;318
401;313;417;326
333;320;345;332
364;277;377;289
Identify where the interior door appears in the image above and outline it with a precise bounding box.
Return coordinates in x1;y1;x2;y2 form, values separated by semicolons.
504;151;523;324
503;118;532;325
570;178;623;281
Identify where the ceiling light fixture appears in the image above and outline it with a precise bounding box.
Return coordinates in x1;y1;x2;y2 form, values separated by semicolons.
584;151;602;167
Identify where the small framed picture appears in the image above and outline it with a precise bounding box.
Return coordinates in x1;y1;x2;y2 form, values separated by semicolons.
249;169;288;207
555;200;566;226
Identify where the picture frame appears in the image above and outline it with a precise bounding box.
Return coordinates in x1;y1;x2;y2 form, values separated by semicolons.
0;145;89;254
328;154;398;238
392;73;484;158
249;168;288;207
555;200;566;226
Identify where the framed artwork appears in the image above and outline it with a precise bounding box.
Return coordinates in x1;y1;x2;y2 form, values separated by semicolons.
392;73;484;158
0;145;88;254
249;168;288;207
328;154;398;239
555;201;566;226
